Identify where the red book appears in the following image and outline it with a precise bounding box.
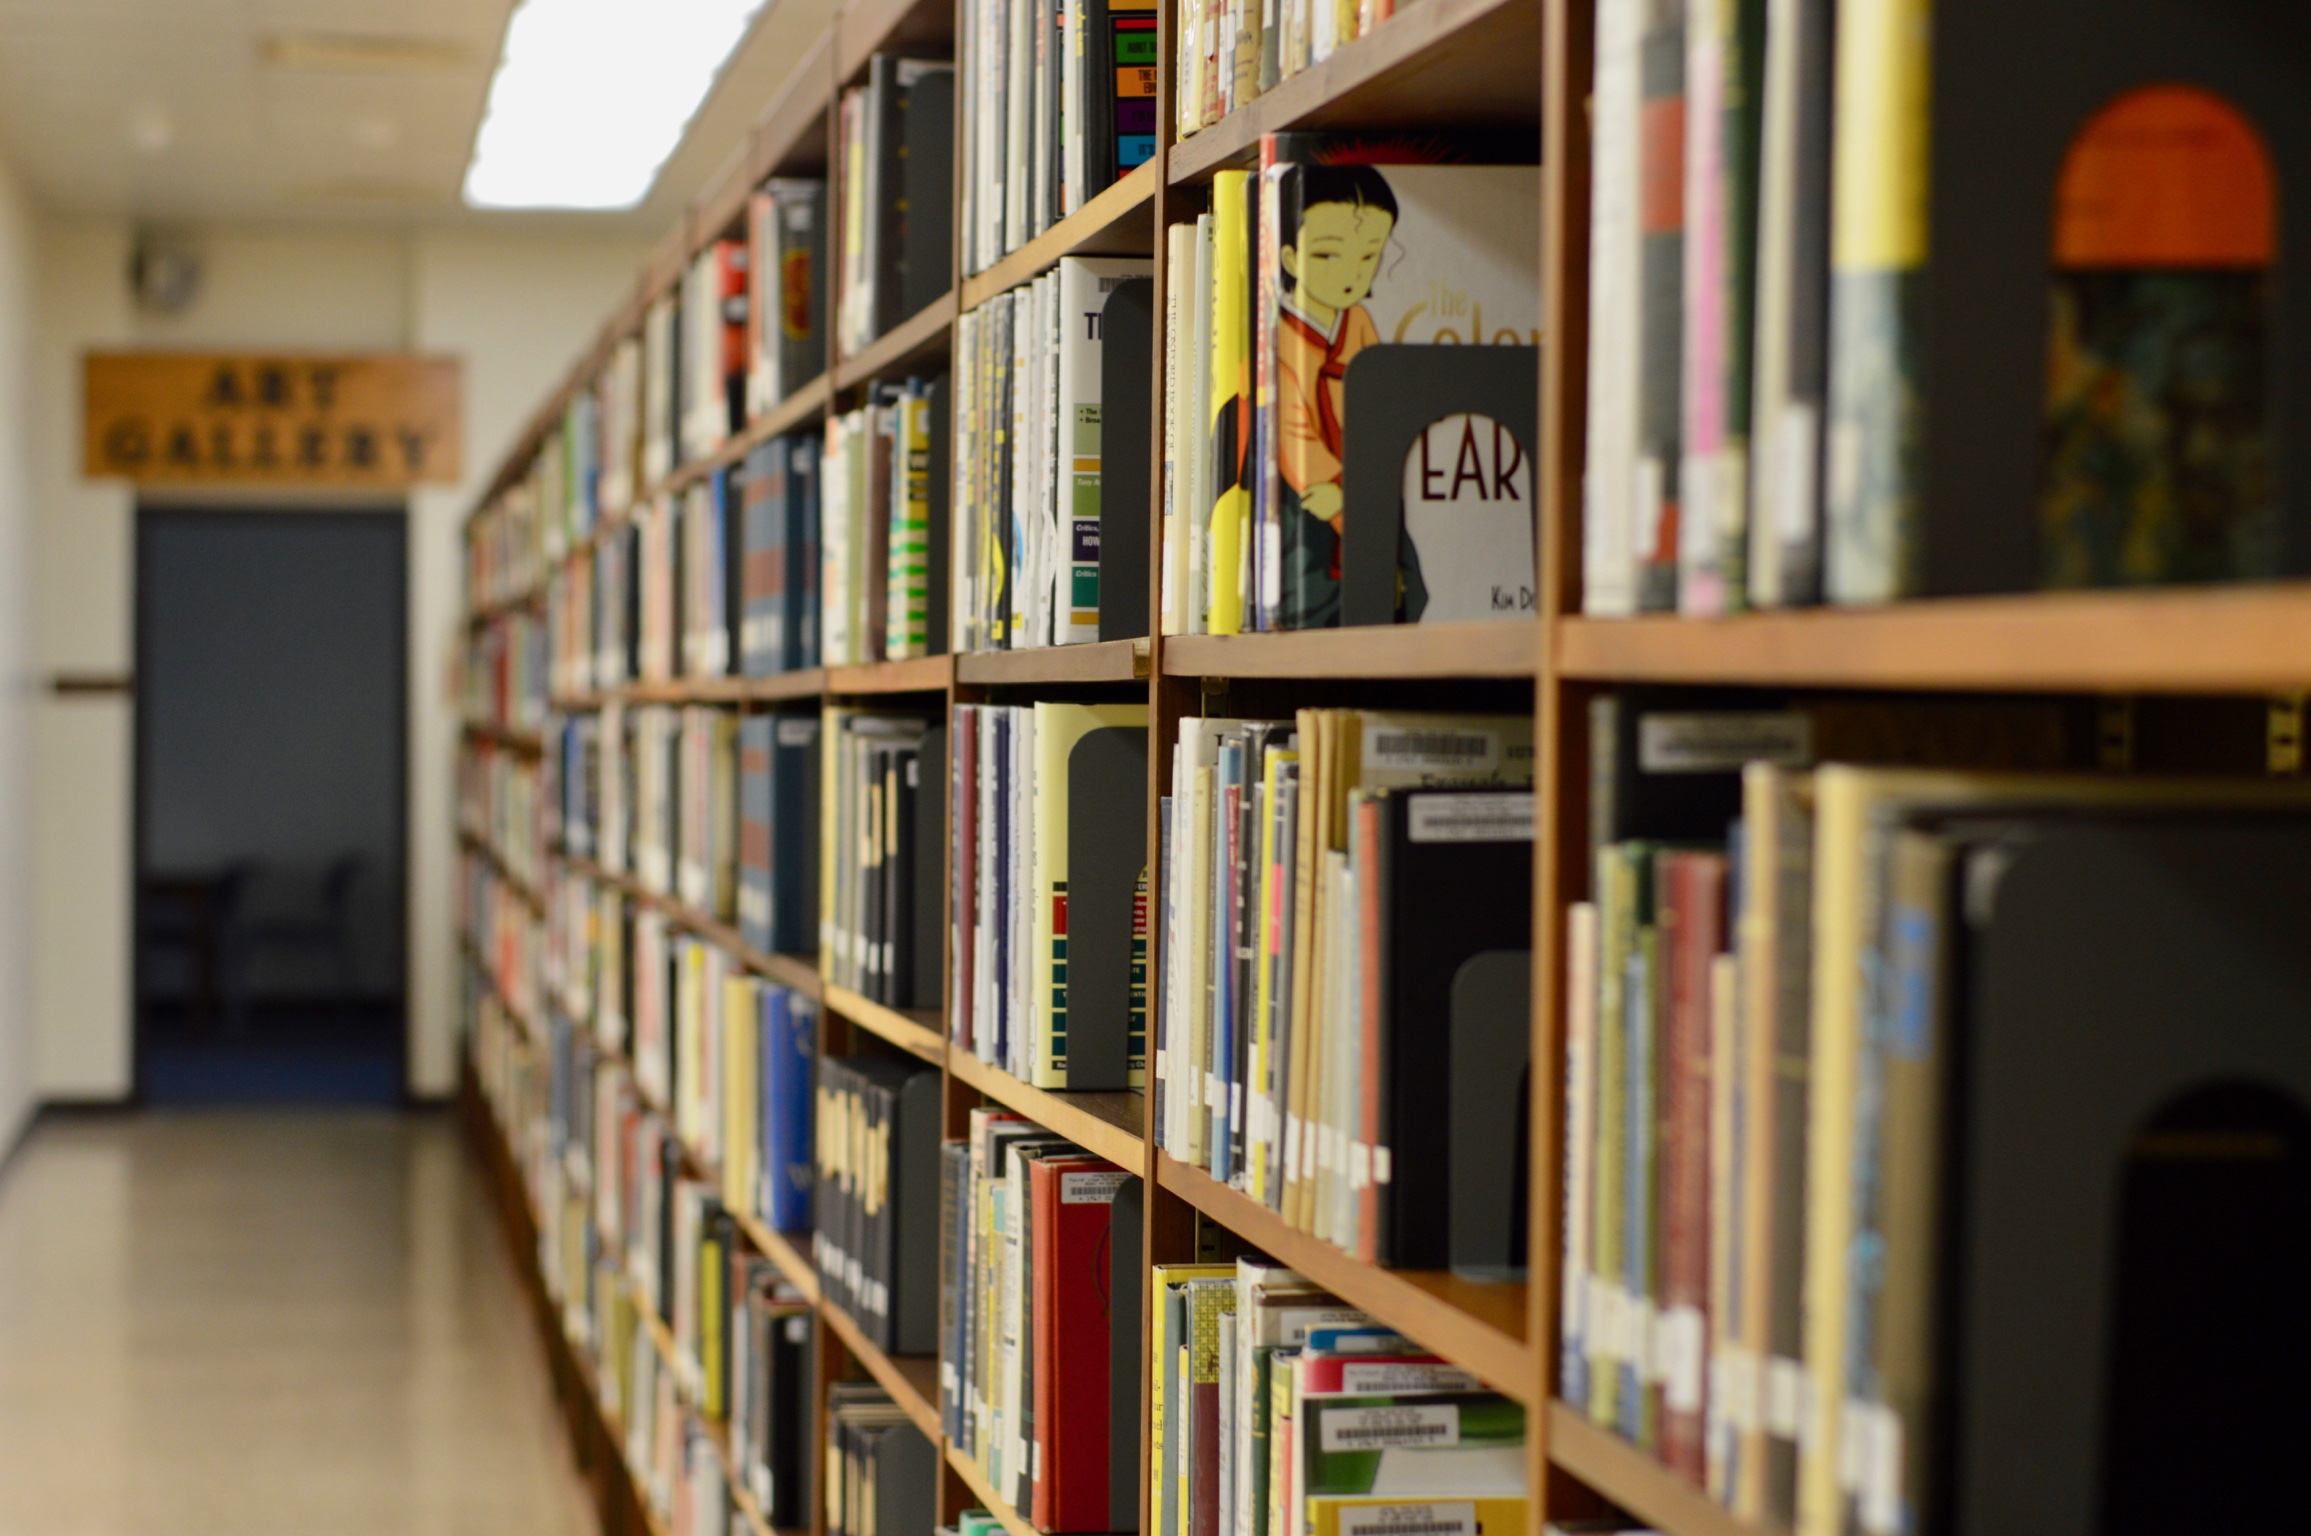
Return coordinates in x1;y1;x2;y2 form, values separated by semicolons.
1656;848;1726;1483
1029;1154;1128;1531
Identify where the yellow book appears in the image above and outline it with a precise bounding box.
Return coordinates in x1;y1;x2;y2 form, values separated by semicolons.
1151;1264;1236;1536
1206;170;1252;636
723;973;758;1218
1306;1498;1529;1536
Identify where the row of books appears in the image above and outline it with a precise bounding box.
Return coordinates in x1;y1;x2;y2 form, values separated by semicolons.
1154;710;1534;1270
836;58;957;360
959;0;1157;274
821;711;945;1009
475;983;818;1536
1172;0;1403;142
1559;690;2311;1535
469;490;545;609
941;1109;1139;1532
1578;0;2277;612
1159;147;1541;638
825;1384;940;1536
952;258;1151;652
949;702;1151;1088
467;612;547;732
462;847;541;1021
813;1053;942;1355
460;742;545;891
823;380;949;667
532;857;821;1238
1150;1257;1530;1536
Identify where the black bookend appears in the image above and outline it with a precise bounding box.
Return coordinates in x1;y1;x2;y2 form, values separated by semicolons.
1379;789;1534;1269
1099;278;1155;641
1449;950;1532;1280
1340;344;1540;627
1108;1174;1144;1532
1065;724;1149;1089
892;1064;943;1355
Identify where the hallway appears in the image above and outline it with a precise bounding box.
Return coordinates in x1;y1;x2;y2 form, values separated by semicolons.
0;1113;595;1536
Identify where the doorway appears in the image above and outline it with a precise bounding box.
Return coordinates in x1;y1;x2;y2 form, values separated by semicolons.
135;508;407;1104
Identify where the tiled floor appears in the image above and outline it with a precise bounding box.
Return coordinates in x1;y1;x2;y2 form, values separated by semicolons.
0;1111;596;1536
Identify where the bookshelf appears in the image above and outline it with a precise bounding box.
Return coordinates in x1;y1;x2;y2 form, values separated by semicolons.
459;0;2311;1530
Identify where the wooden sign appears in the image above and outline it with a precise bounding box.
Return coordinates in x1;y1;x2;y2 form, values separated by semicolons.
83;352;462;487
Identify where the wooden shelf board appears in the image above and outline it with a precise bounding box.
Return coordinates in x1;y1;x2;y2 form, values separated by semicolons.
1556;582;2311;693
1161;620;1538;679
944;1445;1040;1536
1155;1154;1534;1403
824;982;947;1064
463;720;544;755
730;1209;822;1305
827;653;955;695
817;1293;944;1442
834;291;958;392
697;136;759;246
458;830;544;914
1166;0;1542;183
959;160;1161;311
945;1048;1146;1168
552;667;831;712
1546;1403;1778;1536
956;637;1151;685
566;855;824;998
467;588;542;625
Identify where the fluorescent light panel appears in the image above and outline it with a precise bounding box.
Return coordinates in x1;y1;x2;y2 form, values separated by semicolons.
464;0;765;210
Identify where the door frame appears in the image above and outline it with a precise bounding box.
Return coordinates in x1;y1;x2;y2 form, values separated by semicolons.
130;504;412;1104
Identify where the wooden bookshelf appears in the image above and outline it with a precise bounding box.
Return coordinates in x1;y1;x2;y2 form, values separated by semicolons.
944;1048;1145;1169
1161;620;1539;679
462;719;544;755
827;653;954;694
1545;1406;1772;1536
958;159;1162;311
1557;584;2311;694
1155;1155;1535;1404
823;982;947;1063
817;1294;943;1442
944;1446;1040;1536
833;290;958;392
955;637;1150;685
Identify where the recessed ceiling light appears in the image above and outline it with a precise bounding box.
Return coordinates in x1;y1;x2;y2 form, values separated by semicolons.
127;106;174;155
352;115;402;150
260;33;472;72
463;0;765;211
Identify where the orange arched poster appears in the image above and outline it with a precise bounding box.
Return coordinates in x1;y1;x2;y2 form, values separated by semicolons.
2040;85;2278;588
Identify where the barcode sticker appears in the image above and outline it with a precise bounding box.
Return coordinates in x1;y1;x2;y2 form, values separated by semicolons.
1363;729;1502;776
777;717;817;746
1637;713;1813;773
1338;1504;1477;1536
1407;793;1534;843
1766;1356;1807;1441
1318;1403;1461;1452
1338;1362;1482;1394
1063;1170;1128;1204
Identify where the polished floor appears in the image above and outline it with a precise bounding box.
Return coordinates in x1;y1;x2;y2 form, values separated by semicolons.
0;1111;596;1536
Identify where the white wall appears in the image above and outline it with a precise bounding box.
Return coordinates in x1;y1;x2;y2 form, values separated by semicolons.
0;149;38;1150
25;215;649;1104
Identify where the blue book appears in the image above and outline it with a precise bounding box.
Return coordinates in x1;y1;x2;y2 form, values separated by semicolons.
740;441;784;675
759;984;817;1232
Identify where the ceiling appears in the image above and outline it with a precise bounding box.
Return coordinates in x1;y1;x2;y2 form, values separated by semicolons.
0;0;832;232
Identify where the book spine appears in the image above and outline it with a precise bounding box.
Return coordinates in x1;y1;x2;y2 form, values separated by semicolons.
1822;0;1931;604
1633;0;1689;614
1582;0;1644;617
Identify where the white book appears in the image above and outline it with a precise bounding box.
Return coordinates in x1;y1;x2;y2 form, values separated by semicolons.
1185;215;1214;633
1005;0;1034;255
821;416;851;666
1161;223;1192;634
1581;0;1643;616
642;293;676;489
1055;254;1155;642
